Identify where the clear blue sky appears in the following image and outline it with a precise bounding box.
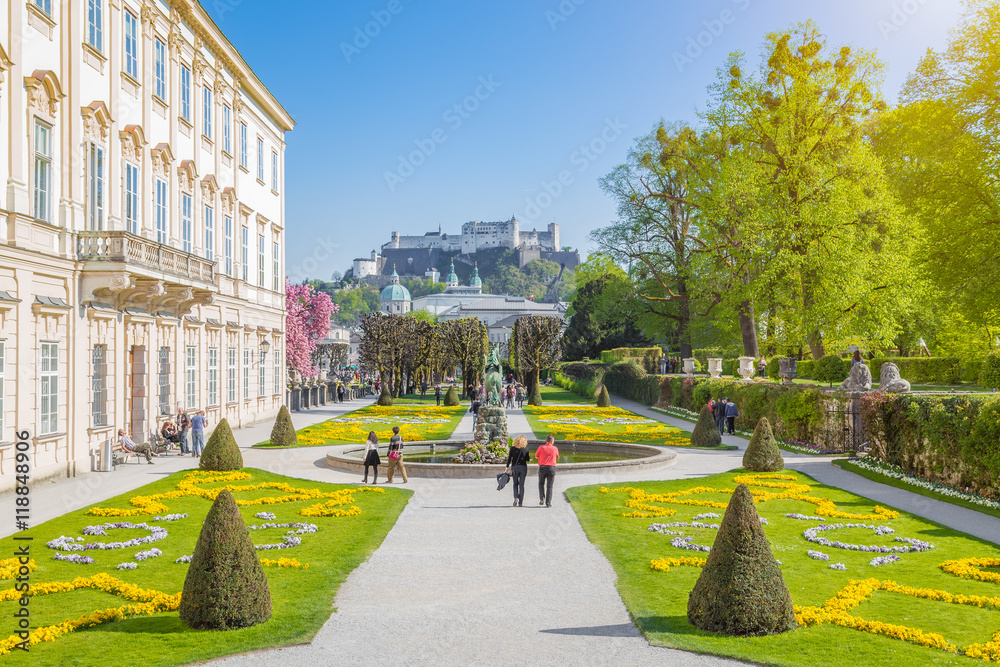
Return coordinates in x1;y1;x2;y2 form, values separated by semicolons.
202;0;964;282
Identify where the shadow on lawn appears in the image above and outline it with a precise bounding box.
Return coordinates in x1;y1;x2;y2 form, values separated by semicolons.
636;615;714;637
85;615;187;634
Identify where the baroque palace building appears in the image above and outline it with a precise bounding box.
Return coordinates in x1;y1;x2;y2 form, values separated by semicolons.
0;0;294;491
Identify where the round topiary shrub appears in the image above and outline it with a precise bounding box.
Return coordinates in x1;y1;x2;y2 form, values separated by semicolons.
980;352;1000;390
199;418;243;471
528;385;543;406
812;354;847;387
377;389;393;406
596;385;611;407
687;484;795;636
691;405;722;447
443;386;460;406
269;405;296;447
765;357;780;380
743;417;784;472
179;489;272;630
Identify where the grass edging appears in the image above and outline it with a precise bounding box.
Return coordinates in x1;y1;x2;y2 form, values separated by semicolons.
833;458;1000;522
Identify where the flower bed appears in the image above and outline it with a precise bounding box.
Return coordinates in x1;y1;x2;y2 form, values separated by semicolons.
524;405;693;447
267;405;467;447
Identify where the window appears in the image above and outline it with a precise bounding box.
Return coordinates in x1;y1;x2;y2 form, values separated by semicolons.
185;346;197;408
155;179;168;243
258;350;266;397
227;347;237;403
272;241;280;292
181;193;192;253
257;137;264;181
207;348;218;406
273;345;281;395
125;162;139;234
243;348;249;400
92;345;106;426
88;144;105;230
203;86;212;138
34;0;51;15
124;11;138;79
271;150;279;192
33;121;52;222
222;106;231;154
158;347;170;415
258;234;265;287
154;39;167;100
39;343;58;435
224;216;233;276
0;341;5;438
241;226;248;282
87;0;103;51
204;206;214;261
180;65;191;121
239;122;248;168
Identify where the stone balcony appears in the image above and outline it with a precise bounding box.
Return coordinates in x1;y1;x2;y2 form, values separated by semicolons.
77;231;216;316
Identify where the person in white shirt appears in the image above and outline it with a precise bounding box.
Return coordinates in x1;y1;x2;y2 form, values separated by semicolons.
119;428;154;464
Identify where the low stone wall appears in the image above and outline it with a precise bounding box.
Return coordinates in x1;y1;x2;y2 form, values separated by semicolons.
325;440;676;478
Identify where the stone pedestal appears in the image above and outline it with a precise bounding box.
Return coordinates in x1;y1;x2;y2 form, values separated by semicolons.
707;358;723;379
682;358;696;377
290;386;301;412
737;356;755;382
779;358;798;385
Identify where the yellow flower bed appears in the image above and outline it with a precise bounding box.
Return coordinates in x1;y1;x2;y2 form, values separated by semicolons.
260;557;308;569
940;557;1000;585
527;405;691;446
650;556;706;572
295;405;465;445
86;470;385;518
0;573;181;655
0;557;36;581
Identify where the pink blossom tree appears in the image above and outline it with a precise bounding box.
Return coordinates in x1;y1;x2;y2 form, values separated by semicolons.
285;278;337;381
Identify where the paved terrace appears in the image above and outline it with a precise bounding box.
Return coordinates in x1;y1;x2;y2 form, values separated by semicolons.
6;394;999;666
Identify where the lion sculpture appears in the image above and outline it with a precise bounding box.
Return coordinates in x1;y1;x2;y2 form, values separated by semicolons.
878;362;911;393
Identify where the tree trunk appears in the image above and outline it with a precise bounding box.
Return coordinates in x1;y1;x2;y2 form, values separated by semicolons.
738;299;759;357
676;277;693;359
801;270;826;359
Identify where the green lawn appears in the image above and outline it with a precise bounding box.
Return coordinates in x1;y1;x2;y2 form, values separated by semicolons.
253;404;468;448
538;384;596;405
1;468;410;666
567;469;1000;666
834;459;1000;522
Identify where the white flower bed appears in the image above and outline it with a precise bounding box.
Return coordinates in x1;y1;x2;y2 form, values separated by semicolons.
808;549;830;561
803;523;935;554
786;513;826;522
846;457;1000;511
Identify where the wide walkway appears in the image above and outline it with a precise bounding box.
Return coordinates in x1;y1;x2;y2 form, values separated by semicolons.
10;393;1000;666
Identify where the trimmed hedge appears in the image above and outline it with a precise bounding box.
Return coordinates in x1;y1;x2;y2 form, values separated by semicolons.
600;347;662;373
269;405;296;447
869;356;962;384
980;353;1000;389
602;362;660;405
596;385;611;407
443;387;460;406
200;419;243;472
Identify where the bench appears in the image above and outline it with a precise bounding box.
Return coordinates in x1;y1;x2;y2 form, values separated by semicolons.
110;442;139;469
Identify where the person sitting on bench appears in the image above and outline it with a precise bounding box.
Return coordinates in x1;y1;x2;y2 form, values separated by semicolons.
160;421;181;446
120;429;155;464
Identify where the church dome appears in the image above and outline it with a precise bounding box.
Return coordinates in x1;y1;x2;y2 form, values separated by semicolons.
380;266;411;302
470;262;482;287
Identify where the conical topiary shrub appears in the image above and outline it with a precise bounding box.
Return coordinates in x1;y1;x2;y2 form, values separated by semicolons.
443;387;460;406
269;405;297;447
743;417;784;472
377;389;393;406
687;484;795;636
199;418;243;471
179;489;272;630
528;385;543;406
691;405;722;447
596;385;611;407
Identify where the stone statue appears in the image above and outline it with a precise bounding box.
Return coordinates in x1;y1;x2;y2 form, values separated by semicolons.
484;343;504;406
840;362;873;392
878;362;911;393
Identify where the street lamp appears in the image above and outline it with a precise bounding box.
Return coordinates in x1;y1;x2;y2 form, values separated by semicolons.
260;339;271;356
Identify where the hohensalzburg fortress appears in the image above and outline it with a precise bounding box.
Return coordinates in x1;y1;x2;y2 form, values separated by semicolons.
386;217;559;254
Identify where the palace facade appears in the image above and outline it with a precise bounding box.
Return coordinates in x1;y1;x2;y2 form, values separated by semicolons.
0;0;294;491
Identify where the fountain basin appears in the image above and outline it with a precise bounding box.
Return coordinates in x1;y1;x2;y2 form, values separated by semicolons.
325;439;677;478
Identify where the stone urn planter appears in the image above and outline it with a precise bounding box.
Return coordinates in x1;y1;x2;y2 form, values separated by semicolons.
778;358;798;385
737;356;756;382
682;358;697;377
707;358;723;379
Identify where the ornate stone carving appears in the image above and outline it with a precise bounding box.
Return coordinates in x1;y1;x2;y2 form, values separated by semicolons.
221;187;236;215
841;363;873;392
24;70;64;118
81;101;113;142
201;175;219;200
177;160;197;193
120;125;146;164
150;143;174;178
878;362;911;393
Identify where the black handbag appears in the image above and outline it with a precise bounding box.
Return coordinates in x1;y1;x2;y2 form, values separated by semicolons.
496;471;511;490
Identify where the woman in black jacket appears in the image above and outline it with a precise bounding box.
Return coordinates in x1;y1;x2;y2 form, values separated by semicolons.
504;435;531;507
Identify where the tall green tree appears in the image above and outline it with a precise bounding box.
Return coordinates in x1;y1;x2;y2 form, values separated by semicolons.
514;316;563;394
563;275;649;361
439;318;488;396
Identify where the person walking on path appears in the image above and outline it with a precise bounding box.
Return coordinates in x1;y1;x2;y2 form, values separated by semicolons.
713;398;727;436
119;428;154;464
724;399;739;435
435;385;442;405
504;435;531;507
471;396;481;421
362;431;381;484
536;435;559;508
516;384;525;408
176;405;191;455
337;384;346;402
189;410;208;458
386;426;408;484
